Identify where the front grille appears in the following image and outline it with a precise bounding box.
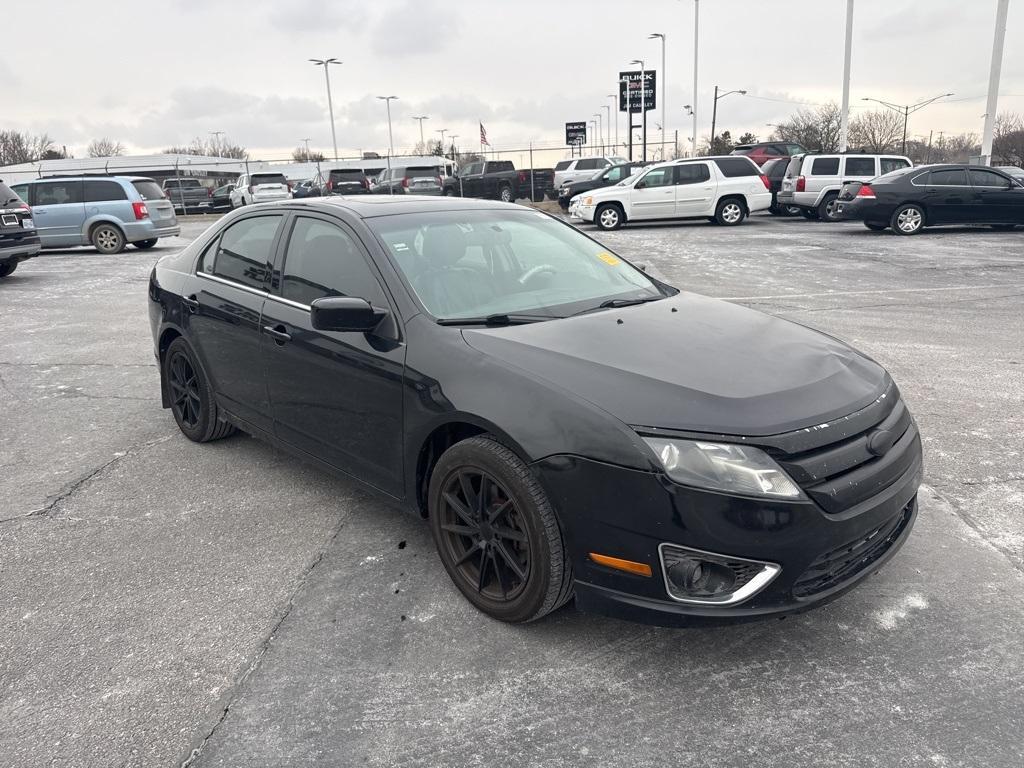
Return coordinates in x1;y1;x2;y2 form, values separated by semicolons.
775;395;919;514
792;499;915;598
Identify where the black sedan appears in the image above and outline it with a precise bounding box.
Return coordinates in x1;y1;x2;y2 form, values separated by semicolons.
208;184;234;211
558;162;648;210
148;196;922;625
836;163;1024;234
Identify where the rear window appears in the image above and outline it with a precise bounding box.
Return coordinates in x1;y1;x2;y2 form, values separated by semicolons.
132;180;165;200
487;161;515;172
554;161;572;171
576;158;606;170
0;181;21;204
731;145;753;154
252;173;287;185
404;166;440;178
762;159;787;179
329;170;367;181
164;179;201;189
713;157;759;177
810;157;841;175
844;157;876;177
84;180;129;202
784;157;803;177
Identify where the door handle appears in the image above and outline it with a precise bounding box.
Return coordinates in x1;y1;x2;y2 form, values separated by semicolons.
182;294;199;312
262;324;292;344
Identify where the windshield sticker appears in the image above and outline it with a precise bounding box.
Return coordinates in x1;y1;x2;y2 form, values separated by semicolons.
393;242;409;252
597;252;621;266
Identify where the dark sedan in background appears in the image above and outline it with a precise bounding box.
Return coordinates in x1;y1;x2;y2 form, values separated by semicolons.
208;184;235;211
558;162;649;210
148;196;921;626
837;164;1024;234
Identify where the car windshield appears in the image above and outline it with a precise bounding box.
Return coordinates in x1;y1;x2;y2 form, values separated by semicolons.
367;209;670;321
330;170;365;181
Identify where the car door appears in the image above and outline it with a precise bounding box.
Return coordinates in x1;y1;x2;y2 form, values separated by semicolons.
261;212;406;496
968;168;1022;223
922;168;972;224
673;162;715;216
459;163;481;197
29;180;85;246
190;212;285;432
627;166;676;220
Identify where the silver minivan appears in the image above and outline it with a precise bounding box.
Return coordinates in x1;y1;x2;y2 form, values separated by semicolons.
779;154;912;221
10;176;179;253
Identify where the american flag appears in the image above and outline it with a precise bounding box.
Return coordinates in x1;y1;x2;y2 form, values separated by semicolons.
479;122;490;146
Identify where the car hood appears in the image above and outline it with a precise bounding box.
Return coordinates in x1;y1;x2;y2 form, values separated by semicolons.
462;292;889;436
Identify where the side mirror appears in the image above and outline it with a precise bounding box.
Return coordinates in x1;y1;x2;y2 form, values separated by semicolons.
635;180;647;189
311;297;387;333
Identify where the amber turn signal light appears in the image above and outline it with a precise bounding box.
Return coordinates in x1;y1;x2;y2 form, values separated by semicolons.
588;552;653;577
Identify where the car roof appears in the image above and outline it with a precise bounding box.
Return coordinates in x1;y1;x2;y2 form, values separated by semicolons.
265;195;523;219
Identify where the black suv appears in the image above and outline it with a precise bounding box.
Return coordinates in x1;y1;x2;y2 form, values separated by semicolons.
0;180;40;278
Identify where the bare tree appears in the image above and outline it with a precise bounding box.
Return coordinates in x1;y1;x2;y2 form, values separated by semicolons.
292;147;326;162
848;110;903;153
87;137;125;157
0;130;58;165
770;103;842;152
163;136;247;160
992;112;1024;166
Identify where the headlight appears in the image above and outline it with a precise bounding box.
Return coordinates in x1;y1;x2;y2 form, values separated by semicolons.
583;196;594;205
642;438;805;499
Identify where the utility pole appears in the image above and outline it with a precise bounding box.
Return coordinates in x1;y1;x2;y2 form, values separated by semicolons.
650;33;666;163
710;84;718;154
302;137;311;160
630;59;647;161
981;0;1010;164
623;77;633;162
594;112;603;155
862;94;952;156
839;0;854;152
412;116;429;149
691;0;699;157
209;130;224;157
309;58;342;160
377;96;398;159
436;128;448;153
608;94;619;153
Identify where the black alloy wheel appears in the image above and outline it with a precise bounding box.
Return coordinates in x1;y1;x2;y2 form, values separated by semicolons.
429;437;573;623
168;351;201;431
163;337;236;443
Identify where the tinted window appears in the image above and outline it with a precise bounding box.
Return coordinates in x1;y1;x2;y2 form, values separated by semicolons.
969;169;1009;187
675;164;711;184
204;215;281;290
280;217;385;306
0;181;22;204
786;144;805;155
405;166;440;178
763;159;787;179
252;173;287;185
577;159;603;170
638;167;673;187
132;180;165;200
731;146;753;155
764;145;783;156
810;158;841;175
880;158;910;174
34;181;82;205
784;157;803;177
329;169;366;181
463;163;482;175
929;169;969;186
844;157;876;177
487;161;515;172
84;180;128;203
554;161;572;171
714;157;759;177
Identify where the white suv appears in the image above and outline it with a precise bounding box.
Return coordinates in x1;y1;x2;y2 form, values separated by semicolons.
569;156;771;231
778;153;911;221
553;156;628;190
229;172;292;207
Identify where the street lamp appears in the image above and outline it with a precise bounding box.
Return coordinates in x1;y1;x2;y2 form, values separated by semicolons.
309;58;342;160
301;137;311;160
710;86;747;153
691;0;700;158
594;112;603;154
607;94;619;152
649;33;666;162
860;93;953;155
449;134;459;161
436;128;448;150
376;96;399;158
629;58;647;161
602;104;612;157
209;130;224;158
411;115;429;149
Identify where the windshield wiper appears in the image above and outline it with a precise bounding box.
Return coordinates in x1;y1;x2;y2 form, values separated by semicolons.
569;296;663;317
436;313;554;326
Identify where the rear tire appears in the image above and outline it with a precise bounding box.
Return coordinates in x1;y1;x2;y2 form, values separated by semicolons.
134;239;158;249
817;193;841;222
428;436;573;623
891;203;925;235
800;207;820;220
91;223;126;254
864;222;888;231
0;261;17;278
714;197;746;226
595;203;624;231
163;337;237;443
498;184;514;203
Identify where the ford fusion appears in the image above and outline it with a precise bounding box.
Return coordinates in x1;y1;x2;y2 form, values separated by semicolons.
147;196;922;625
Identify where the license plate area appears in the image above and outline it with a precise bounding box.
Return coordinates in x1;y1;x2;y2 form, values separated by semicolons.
1;214;18;227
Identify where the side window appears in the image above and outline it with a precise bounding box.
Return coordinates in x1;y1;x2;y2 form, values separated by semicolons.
554;160;572;171
674;164;711;184
810;158;841;175
578;159;603;171
604;166;625;182
928;169;969;186
34;181;83;206
880;158;910;174
638;167;673;188
281;217;386;307
10;183;30;203
764;146;783;156
84;180;129;202
969;169;1009;187
843;157;876;177
205;215;281;290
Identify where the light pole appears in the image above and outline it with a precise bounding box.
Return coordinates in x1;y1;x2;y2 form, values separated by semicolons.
981;0;1010;164
649;33;666;161
594;112;603;155
607;94;619;153
839;0;854;152
209;130;224;157
309;58;342;160
301;137;311;160
621;77;633;161
691;0;699;157
710;86;747;153
861;93;953;155
589;119;597;151
411;115;429;149
436;128;447;152
602;104;612;157
449;135;459;162
377;96;399;158
630;58;647;161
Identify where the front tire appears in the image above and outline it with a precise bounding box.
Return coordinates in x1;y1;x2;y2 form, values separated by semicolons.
162;337;236;443
498;184;514;203
428;436;573;623
91;223;126;254
134;239;158;249
595;203;623;231
891;203;925;235
715;198;746;226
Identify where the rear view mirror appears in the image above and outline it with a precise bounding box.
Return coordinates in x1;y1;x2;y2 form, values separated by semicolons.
311;297;387;333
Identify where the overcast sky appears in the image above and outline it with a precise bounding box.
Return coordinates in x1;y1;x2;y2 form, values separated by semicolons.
4;0;1021;160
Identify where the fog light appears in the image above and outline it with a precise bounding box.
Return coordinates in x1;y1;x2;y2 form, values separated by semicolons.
659;544;781;606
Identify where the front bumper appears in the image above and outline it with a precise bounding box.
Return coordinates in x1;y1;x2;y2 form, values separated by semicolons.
533;444;922;626
569;201;595;222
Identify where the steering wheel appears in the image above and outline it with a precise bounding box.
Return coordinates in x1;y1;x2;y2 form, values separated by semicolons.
518;264;557;286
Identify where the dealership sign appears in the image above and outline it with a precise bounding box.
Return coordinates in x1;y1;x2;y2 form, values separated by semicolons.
618;70;656;112
565;121;587;145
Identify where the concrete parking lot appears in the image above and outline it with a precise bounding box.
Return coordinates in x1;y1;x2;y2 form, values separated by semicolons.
1;213;1022;767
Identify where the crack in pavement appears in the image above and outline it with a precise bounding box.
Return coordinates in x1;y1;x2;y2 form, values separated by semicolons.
0;434;175;524
178;512;351;768
924;482;1024;576
961;474;1024;487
